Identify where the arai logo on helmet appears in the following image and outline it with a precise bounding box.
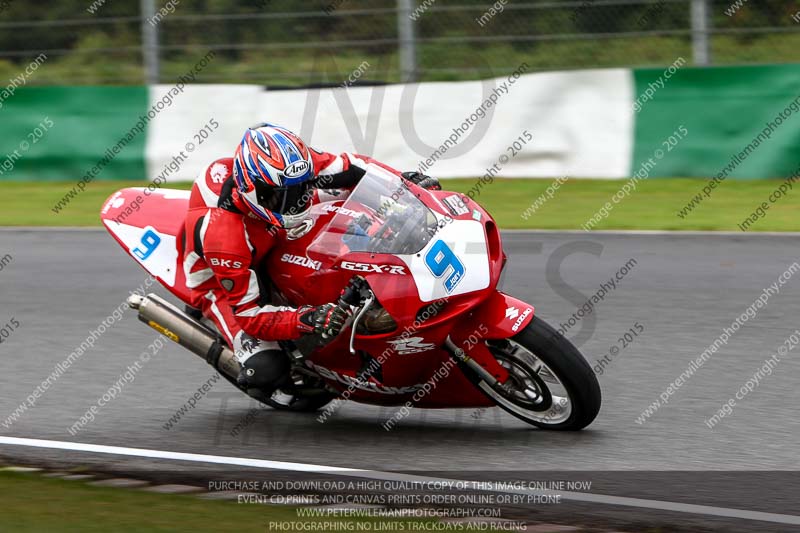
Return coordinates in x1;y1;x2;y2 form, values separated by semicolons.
283;160;311;179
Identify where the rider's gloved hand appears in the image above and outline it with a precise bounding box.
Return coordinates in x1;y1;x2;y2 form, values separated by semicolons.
402;171;441;191
297;302;351;339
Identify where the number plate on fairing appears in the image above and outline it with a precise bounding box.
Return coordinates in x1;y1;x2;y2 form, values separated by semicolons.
398;219;490;302
109;223;179;286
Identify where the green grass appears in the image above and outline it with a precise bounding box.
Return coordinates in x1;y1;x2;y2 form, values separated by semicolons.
0;471;425;533
4;180;193;227
454;177;800;231
2;177;798;231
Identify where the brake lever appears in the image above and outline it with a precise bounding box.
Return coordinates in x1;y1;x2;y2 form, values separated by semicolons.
337;276;373;355
349;293;375;355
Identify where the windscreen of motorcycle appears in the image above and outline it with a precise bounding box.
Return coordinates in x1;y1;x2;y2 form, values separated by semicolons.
307;165;440;258
307;165;491;302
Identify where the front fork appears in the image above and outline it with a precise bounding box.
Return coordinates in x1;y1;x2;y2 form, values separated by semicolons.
294;280;529;394
444;291;537;390
444;336;503;388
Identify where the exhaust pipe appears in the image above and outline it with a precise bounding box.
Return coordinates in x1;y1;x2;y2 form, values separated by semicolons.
127;293;240;381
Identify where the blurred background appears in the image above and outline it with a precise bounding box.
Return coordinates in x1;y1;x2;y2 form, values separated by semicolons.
1;0;799;229
1;0;797;86
1;6;800;531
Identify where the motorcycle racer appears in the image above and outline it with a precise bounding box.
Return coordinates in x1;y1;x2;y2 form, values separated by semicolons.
182;123;440;398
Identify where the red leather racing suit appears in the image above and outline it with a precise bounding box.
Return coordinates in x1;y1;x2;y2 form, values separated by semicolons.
182;150;400;347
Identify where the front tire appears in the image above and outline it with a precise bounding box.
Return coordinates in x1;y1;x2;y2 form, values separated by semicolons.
467;315;601;430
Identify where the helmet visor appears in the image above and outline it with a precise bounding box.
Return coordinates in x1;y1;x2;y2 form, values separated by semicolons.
253;180;312;216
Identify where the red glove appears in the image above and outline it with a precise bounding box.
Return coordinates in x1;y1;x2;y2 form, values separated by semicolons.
297;303;351;339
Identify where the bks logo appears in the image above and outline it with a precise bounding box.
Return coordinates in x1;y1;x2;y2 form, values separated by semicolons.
209;257;243;269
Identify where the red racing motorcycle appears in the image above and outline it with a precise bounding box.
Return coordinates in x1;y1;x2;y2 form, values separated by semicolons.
101;165;600;430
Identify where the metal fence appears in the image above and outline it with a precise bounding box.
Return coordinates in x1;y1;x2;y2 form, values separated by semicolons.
0;0;798;86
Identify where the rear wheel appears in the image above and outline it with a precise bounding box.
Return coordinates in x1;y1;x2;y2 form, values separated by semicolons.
215;354;336;413
467;316;601;430
207;332;335;413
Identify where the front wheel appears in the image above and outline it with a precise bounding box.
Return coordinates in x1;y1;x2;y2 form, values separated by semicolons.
467;315;601;430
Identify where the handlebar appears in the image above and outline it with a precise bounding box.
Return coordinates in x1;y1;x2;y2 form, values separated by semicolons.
338;275;370;307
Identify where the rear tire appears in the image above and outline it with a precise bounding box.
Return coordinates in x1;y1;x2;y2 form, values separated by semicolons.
466;315;601;430
217;358;336;413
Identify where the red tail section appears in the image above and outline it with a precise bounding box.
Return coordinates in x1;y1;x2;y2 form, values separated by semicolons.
100;188;193;303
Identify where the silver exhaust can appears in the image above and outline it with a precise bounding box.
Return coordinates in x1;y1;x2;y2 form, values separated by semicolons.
128;293;240;380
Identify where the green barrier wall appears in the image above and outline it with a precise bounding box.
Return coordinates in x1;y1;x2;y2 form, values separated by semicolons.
3;68;800;182
633;64;800;179
0;86;148;181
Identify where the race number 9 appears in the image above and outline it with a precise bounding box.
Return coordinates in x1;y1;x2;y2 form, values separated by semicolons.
132;228;161;260
425;240;465;293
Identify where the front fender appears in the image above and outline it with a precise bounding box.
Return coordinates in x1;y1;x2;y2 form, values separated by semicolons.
465;291;535;340
445;292;534;384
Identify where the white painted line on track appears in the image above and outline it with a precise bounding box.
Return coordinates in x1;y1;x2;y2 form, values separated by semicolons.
1;436;798;525
0;436;361;474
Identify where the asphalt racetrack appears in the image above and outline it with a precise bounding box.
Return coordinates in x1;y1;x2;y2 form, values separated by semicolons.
1;228;799;532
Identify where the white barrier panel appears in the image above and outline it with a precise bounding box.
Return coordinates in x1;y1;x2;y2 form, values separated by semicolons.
146;69;634;181
145;84;263;184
